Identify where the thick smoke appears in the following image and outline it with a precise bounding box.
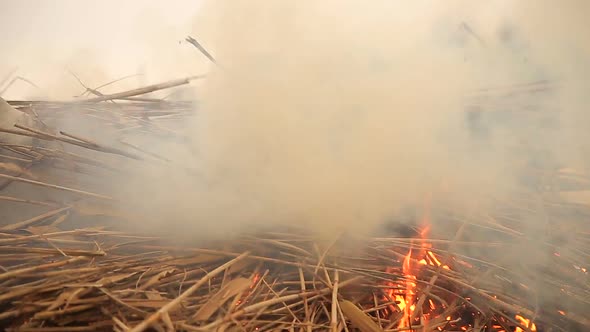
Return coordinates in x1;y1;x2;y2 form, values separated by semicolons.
123;0;590;238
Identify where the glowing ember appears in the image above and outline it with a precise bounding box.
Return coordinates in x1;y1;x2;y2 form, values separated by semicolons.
515;314;537;332
235;273;262;307
419;250;450;269
251;273;261;288
429;299;436;310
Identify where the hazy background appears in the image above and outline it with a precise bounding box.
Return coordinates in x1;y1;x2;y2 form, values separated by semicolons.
0;0;206;99
1;0;589;238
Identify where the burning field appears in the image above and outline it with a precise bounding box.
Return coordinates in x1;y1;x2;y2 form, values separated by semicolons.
1;1;590;331
0;82;588;331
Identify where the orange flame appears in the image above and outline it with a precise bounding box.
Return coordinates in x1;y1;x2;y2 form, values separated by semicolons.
396;193;433;328
398;247;417;328
515;314;537;332
383;193;460;328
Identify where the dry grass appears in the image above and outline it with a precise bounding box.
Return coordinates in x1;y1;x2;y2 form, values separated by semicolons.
0;87;588;331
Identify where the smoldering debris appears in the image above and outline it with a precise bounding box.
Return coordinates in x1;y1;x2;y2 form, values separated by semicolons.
0;75;587;332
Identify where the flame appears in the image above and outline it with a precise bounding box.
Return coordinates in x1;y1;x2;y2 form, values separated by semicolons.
515;315;537;332
382;193;464;329
398;247;418;328
380;193;550;332
396;193;433;328
419;250;450;269
429;299;436;310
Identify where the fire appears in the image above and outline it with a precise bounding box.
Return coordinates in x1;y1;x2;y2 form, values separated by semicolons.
391;193;435;328
397;247;418;328
381;194;546;332
383;235;424;322
235;273;262;307
515;315;537;332
419;250;450;269
428;299;436;310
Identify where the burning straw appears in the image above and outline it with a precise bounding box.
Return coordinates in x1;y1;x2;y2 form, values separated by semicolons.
1;215;588;331
0;77;588;332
